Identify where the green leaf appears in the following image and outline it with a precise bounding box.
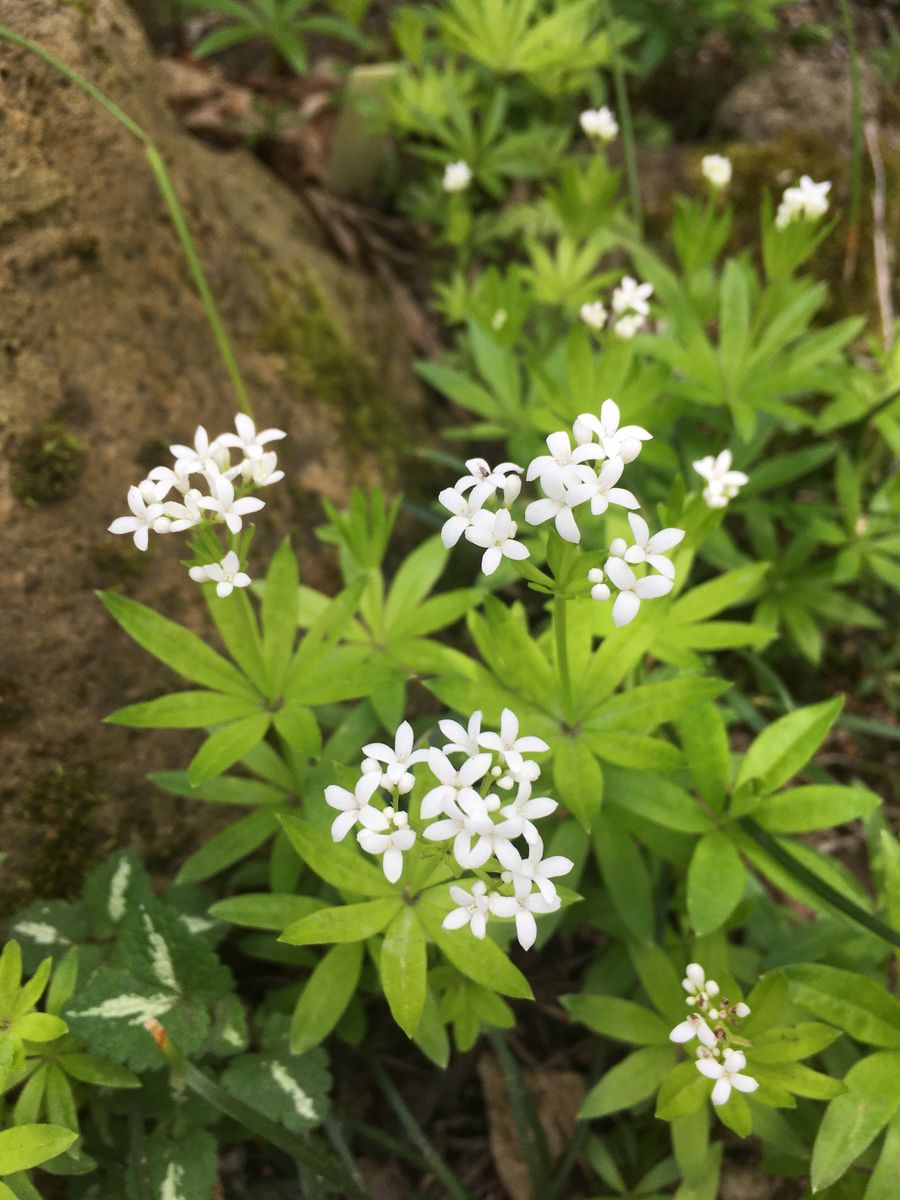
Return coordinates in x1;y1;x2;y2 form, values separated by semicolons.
58;1052;140;1089
99;591;255;698
579;1045;676;1118
150;770;287;807
678;702;730;811
562;994;670;1045
280;898;402;946
655;1060;709;1120
0;1125;77;1174
106;690;261;728
209;894;324;930
381;907;427;1037
14;1013;68;1042
734;696;844;797
418;894;532;1000
592;812;654;941
273;705;322;758
687;832;745;936
278;814;398;897
262;538;300;694
221;1047;330;1133
865;1116;900;1200
290;941;363;1055
591;677;729;732
812;1053;900;1192
751;1022;841;1063
630;943;685;1019
605;767;711;833
785;964;900;1048
206;589;269;696
553;739;603;830
754;785;880;833
188;712;272;786
384;536;448;631
144;1127;218;1200
175;807;280;884
412;988;450;1069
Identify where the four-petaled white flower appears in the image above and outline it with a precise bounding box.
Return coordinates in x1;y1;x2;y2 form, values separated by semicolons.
579;106;618;142
325;772;382;842
669;1011;718;1049
489;889;560;951
170;425;229;476
420;748;492;819
219;413;286;462
612;276;654;317
363;720;428;789
622;513;684;579
438;486;483;548
575;400;652;465
357;807;416;883
244;451;285;487
696;1048;759;1107
443;882;493;939
527;430;602;486
443;160;472;192
524;471;594;544
108;484;169;551
604;558;673;627
478;707;549;770
188;551;252;598
455;458;523;507
163;488;205;532
693;449;748;509
465;509;530;575
586;458;640;516
580;300;608;330
199;469;265;534
612;313;645;340
499;783;557;845
439;710;484;758
702;154;732;189
775;175;831;229
495;841;573;903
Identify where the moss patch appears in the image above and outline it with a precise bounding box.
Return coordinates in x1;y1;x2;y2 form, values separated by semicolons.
10;421;86;505
262;270;409;481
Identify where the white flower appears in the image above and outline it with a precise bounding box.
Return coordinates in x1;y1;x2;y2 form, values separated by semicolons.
188;551;252;598
170;426;230;476
362;721;428;789
465;509;530;576
455;458;523;507
692;449;748;509
574;400;652;466
584;458;640;516
588;567;610;602
612;276;653;317
775;175;831;229
682;962;720;1002
669;1012;718;1049
489;889;560;951
734;1002;751;1019
498;782;557;846
243;451;284;487
612;313;645;340
163;487;204;532
443;160;472;192
438;486;483;548
325;771;382;842
478;708;549;770
527;430;603;487
524;470;594;544
443;881;493;939
148;462;193;496
109;484;169;551
696;1048;759;1107
495;841;573;903
579;301;608;330
579;106;618;142
198;469;265;534
701;154;732;189
218;413;286;463
604;557;673;627
622;513;684;579
424;792;501;870
357;807;416;883
439;711;484;758
420;748;492;819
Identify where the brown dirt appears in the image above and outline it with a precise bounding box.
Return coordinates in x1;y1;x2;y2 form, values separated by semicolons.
0;0;427;912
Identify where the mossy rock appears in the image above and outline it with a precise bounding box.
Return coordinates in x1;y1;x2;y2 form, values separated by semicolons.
10;422;86;505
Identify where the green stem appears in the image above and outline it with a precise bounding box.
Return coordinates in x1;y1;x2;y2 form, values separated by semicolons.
554;594;573;722
602;0;641;234
837;0;863;278
0;24;253;418
741;817;900;950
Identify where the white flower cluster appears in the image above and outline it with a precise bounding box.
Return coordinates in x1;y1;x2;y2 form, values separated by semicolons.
775;175;831;229
443;160;472;193
108;413;285;592
669;963;757;1107
439;400;685;627
579;106;618;143
693;449;748;509
580;275;654;340
701;153;732;190
326;710;573;950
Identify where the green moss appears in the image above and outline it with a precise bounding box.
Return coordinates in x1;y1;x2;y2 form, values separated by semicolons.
10;422;86;505
0;675;28;730
1;766;102;914
261;270;408;481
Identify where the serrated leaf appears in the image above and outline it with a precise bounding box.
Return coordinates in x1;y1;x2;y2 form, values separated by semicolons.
221;1047;330;1133
145;1126;218;1200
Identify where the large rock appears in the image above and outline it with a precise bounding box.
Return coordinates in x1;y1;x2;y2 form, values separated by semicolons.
0;0;425;909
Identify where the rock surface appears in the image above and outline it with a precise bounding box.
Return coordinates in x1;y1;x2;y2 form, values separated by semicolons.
0;0;425;910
